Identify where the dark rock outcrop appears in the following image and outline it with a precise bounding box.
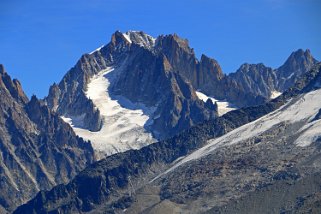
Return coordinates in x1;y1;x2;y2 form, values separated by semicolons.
0;65;95;212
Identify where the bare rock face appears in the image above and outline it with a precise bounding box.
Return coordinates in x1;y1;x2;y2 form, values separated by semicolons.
198;54;224;87
0;64;28;104
229;63;278;98
155;35;224;89
277;49;318;91
0;65;95;212
46;53;108;131
155;34;202;87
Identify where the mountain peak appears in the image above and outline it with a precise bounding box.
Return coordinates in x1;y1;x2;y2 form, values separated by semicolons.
0;65;28;104
276;49;318;91
156;33;191;52
237;63;269;73
281;48;316;69
0;64;6;75
291;48;314;60
111;30;156;49
200;54;224;79
278;49;317;76
111;30;130;45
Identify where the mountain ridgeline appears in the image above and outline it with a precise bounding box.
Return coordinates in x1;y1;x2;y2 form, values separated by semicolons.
45;30;318;157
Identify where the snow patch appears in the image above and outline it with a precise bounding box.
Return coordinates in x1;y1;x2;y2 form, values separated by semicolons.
61;114;85;128
62;67;156;159
122;33;132;44
196;91;237;116
287;72;295;79
270;90;282;99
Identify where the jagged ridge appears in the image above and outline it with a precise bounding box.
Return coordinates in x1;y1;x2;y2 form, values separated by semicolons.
0;65;95;212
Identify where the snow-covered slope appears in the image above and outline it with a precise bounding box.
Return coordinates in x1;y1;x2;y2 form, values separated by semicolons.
62;67;156;159
196;91;236;116
156;88;321;178
295;118;321;147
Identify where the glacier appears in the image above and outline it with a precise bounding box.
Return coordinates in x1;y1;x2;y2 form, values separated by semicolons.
62;67;156;159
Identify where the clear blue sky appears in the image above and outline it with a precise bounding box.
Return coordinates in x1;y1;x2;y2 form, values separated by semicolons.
1;0;320;98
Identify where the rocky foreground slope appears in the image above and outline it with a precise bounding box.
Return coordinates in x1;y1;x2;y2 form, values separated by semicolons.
14;59;321;213
0;65;95;213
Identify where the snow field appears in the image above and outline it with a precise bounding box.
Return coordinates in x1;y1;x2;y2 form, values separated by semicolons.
62;67;156;159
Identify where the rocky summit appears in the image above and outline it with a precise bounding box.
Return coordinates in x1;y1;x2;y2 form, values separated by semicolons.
46;31;219;158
